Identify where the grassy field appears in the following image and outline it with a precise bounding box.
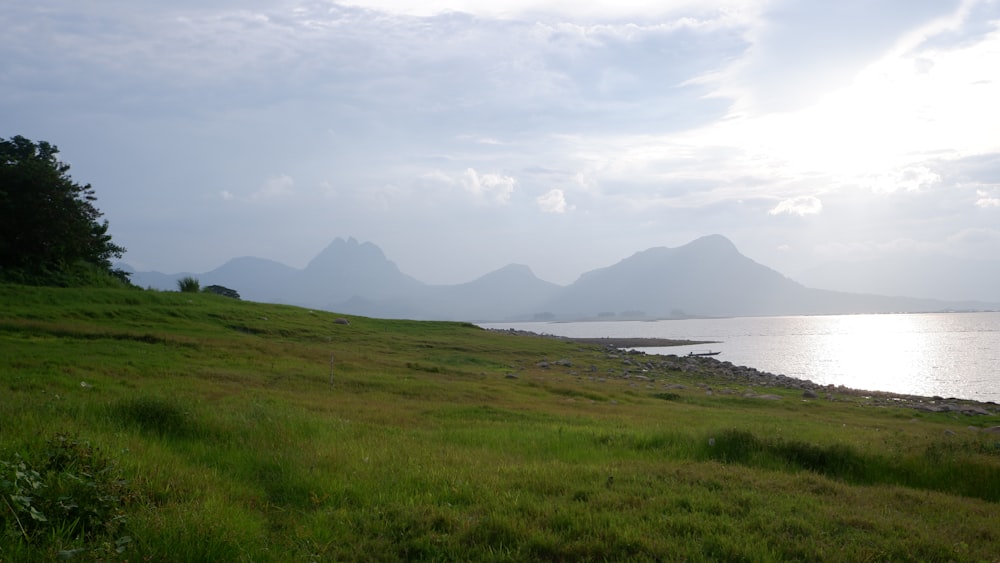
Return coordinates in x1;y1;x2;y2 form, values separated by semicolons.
1;284;999;562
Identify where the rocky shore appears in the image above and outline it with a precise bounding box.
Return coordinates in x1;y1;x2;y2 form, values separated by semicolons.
610;346;999;416
566;337;718;348
492;328;1000;419
490;328;714;349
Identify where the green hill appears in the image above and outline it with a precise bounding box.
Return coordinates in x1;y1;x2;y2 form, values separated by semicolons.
1;284;998;561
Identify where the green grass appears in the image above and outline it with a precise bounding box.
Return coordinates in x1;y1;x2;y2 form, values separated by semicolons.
1;283;999;561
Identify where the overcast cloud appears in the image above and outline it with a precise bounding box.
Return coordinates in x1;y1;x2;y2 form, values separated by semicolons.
3;0;999;286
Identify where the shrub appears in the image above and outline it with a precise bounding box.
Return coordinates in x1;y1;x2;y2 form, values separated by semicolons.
176;276;200;293
203;284;240;299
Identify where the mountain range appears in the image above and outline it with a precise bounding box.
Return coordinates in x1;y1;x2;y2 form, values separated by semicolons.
123;235;999;321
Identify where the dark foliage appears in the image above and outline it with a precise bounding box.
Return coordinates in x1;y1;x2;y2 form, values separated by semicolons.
203;284;241;299
0;434;134;549
0;135;128;285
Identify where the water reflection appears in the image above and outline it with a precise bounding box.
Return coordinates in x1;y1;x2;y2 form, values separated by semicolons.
808;314;933;396
483;312;1000;401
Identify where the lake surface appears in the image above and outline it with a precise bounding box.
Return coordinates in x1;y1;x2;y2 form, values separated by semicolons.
482;312;1000;403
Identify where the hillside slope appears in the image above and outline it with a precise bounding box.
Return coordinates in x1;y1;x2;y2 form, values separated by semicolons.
1;284;998;560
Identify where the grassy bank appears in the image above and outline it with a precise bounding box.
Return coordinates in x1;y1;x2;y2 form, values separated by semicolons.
1;284;998;561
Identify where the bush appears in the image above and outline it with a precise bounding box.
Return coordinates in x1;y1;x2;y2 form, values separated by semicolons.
176;276;200;293
203;284;240;299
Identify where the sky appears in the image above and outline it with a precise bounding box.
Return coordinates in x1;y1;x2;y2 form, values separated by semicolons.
3;0;1000;286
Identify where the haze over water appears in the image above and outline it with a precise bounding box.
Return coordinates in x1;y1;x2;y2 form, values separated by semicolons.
484;312;1000;403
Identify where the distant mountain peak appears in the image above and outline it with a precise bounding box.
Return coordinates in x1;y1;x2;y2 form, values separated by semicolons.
463;263;555;288
682;234;739;254
488;263;535;277
306;237;390;271
624;235;738;260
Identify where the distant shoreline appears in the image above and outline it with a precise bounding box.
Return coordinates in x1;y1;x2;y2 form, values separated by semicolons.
490;327;998;410
565;337;717;348
486;328;713;349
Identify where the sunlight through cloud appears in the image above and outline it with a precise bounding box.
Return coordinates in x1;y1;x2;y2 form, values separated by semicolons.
769;196;822;217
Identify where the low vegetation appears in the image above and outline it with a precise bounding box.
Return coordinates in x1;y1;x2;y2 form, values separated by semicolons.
1;284;998;561
175;276;200;293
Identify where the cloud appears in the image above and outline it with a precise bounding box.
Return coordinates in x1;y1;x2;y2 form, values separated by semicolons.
945;227;1000;257
339;0;762;21
536;188;571;213
357;183;411;211
698;0;962;114
812;237;937;261
253;174;295;200
975;189;1000;208
462;168;516;204
866;166;941;194
7;0;1000;288
220;174;295;202
947;227;1000;245
457;135;505;145
679;3;1000;203
768;196;822;216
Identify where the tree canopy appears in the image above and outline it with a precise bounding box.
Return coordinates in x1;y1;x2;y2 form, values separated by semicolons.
0;135;128;285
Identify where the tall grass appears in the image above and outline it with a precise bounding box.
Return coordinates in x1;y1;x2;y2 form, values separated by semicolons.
1;283;998;561
175;276;200;293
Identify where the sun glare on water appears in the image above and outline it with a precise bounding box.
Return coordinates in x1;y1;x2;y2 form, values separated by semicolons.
809;314;936;395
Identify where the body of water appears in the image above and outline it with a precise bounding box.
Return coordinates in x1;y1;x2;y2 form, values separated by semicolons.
482;312;1000;403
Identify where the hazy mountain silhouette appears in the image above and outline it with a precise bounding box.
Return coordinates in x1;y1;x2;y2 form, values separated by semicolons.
540;235;808;318
201;257;298;303
125;234;998;320
538;235;996;318
287;238;424;308
421;264;561;320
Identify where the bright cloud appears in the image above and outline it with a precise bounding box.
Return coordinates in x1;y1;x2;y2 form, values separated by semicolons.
462;168;516;205
976;190;1000;208
537;188;570;213
769;196;823;217
673;3;1000;195
866;166;942;194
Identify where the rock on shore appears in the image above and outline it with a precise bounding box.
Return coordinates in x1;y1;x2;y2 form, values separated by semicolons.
492;327;999;415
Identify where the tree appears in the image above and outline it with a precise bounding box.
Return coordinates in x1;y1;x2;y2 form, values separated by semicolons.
0;135;127;285
203;284;241;299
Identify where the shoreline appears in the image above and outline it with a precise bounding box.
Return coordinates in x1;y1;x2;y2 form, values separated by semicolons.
565;336;718;348
488;328;713;349
491;328;999;413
